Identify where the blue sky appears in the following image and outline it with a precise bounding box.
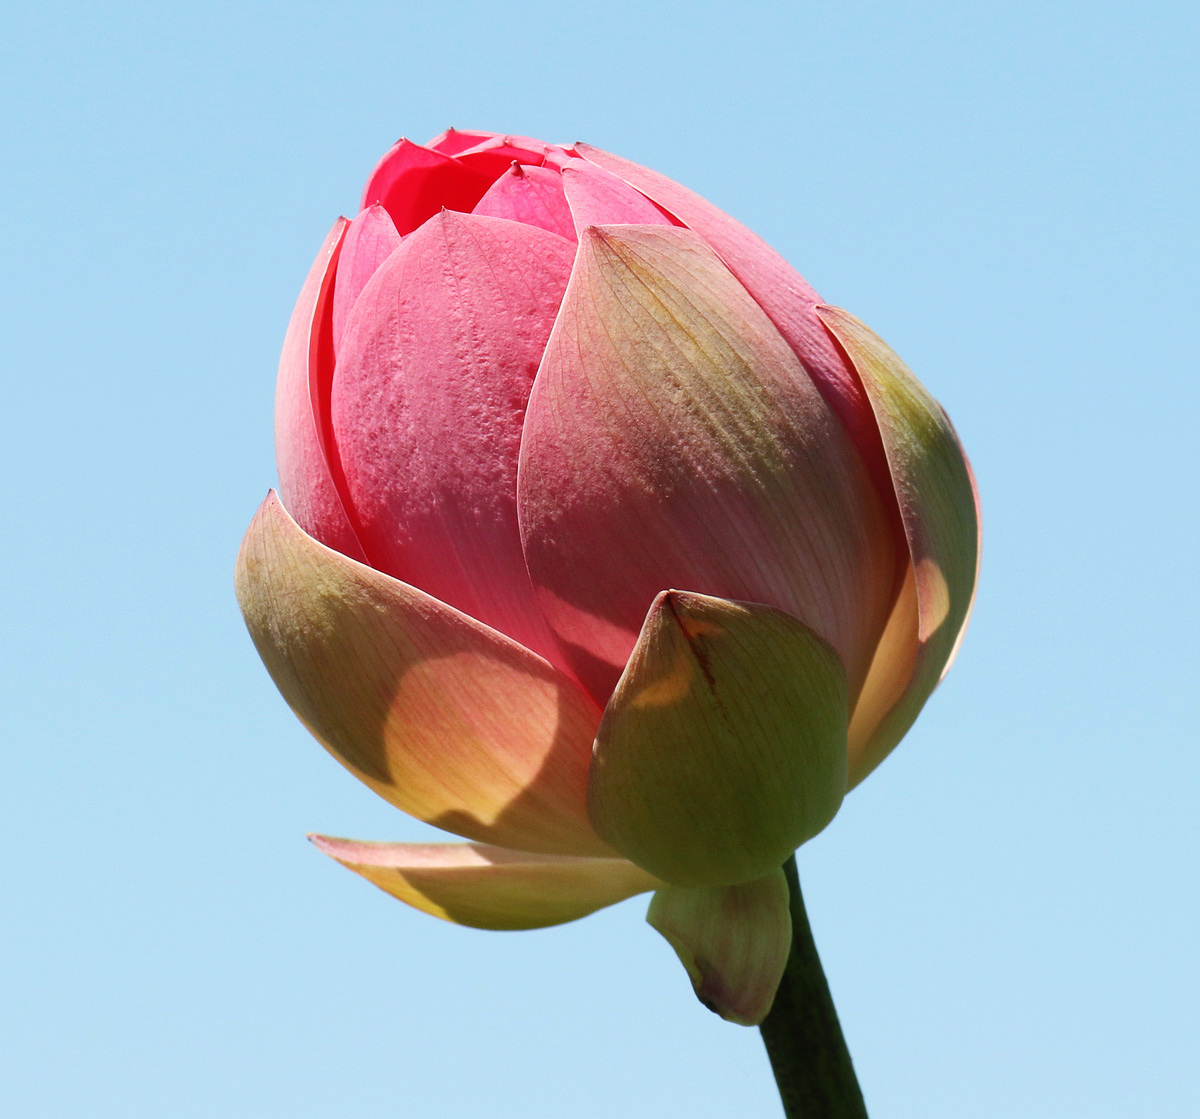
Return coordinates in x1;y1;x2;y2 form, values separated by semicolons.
3;1;1196;1115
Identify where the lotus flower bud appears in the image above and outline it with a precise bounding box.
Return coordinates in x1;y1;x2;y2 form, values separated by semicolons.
236;129;979;1024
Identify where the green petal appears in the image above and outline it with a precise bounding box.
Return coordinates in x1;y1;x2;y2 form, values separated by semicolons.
310;836;658;931
647;869;791;1026
588;591;848;887
816;307;980;785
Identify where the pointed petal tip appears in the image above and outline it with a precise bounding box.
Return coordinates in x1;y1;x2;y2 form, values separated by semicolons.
588;592;848;888
308;832;367;863
578;221;689;245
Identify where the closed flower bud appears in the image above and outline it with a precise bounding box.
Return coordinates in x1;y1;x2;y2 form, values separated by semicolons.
236;129;979;1024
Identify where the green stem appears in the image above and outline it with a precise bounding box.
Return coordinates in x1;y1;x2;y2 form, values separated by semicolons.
758;857;869;1118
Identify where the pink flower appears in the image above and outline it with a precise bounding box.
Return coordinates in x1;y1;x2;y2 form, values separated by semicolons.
235;130;979;1024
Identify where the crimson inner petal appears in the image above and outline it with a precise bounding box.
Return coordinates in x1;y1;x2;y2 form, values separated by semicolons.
455;146;550;179
373;158;495;236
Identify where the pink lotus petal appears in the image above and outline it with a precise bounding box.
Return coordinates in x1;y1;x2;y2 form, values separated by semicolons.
235;494;609;856
816;306;980;785
575;144;893;496
360;138;496;235
518;225;898;704
473;163;577;241
647;869;792;1025
331;205;402;355
559;161;675;235
310;836;658;930
274;218;366;562
333;211;575;667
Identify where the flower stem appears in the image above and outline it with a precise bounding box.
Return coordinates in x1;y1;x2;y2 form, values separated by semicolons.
759;856;869;1117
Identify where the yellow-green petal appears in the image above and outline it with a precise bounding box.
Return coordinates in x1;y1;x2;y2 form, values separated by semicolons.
816;307;980;785
647;869;792;1026
235;492;610;856
311;836;659;931
588;591;848;888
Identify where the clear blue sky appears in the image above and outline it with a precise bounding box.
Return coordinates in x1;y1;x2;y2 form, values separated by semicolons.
3;1;1195;1115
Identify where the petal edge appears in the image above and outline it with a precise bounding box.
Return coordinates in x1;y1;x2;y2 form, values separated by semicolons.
816;306;980;784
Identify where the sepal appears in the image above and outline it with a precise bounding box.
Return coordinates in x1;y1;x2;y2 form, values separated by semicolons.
588;591;848;888
647;869;791;1025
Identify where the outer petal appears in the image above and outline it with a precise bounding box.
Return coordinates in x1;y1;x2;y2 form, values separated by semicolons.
574;144;890;488
360;138;495;236
274;218;366;562
816;306;980;784
235;493;609;857
518;225;897;703
472;163;577;241
588;591;848;888
332;211;574;667
331;205;402;354
310;837;658;931
647;869;791;1025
